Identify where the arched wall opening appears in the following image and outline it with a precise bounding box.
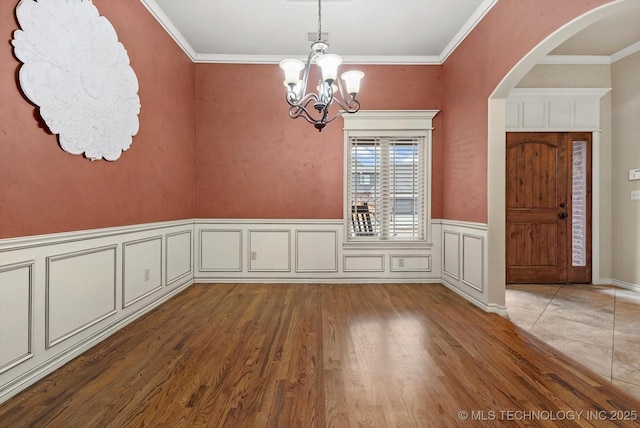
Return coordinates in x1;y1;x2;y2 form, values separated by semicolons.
486;0;640;309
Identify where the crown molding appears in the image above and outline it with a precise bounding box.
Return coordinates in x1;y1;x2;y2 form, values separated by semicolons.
508;87;612;99
539;55;611;65
611;40;640;63
439;0;498;63
140;0;495;65
540;40;640;65
139;0;196;61
193;54;442;65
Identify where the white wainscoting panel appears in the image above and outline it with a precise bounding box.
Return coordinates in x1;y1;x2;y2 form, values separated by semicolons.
46;246;118;348
166;231;192;285
390;255;431;272
462;234;484;292
439;221;494;313
123;236;163;308
195;220;441;282
0;220;194;405
0;261;33;374
443;231;460;280
343;255;385;272
248;230;291;272
199;230;242;272
296;231;338;272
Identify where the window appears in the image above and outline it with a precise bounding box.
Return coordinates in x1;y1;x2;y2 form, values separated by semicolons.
348;137;425;239
343;110;438;245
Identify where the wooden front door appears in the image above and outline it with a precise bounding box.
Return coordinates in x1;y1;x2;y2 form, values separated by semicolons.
506;132;592;284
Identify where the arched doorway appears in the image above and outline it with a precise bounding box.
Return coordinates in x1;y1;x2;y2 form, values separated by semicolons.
486;0;640;307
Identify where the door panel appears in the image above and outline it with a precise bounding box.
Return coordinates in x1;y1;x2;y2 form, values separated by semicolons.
506;133;568;283
506;132;592;284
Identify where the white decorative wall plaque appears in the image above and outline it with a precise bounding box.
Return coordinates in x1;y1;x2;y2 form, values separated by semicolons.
12;0;141;161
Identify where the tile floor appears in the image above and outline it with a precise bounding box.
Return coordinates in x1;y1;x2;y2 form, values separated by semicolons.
506;284;640;400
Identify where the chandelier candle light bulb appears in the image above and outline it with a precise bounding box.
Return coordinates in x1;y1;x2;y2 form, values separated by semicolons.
341;70;364;96
280;59;305;88
279;0;364;131
316;54;342;83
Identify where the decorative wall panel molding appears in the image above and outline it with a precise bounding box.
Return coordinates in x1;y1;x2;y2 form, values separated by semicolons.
0;217;511;404
390;255;431;272
462;234;484;292
46;245;118;348
295;231;338;272
195;220;441;282
506;88;610;131
122;236;163;308
0;261;33;374
343;255;385;272
443;231;460;280
0;220;193;405
166;231;193;284
11;0;140;161
248;230;291;272
199;230;243;272
439;221;497;313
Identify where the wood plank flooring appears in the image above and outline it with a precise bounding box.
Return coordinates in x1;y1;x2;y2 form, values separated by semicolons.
1;283;639;427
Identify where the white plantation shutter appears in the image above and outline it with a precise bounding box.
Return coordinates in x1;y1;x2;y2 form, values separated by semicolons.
348;136;425;240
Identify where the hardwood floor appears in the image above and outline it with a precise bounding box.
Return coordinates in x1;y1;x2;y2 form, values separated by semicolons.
1;283;639;427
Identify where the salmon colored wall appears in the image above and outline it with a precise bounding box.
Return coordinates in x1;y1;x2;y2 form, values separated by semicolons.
2;0;615;236
194;64;443;219
0;0;195;238
441;0;612;223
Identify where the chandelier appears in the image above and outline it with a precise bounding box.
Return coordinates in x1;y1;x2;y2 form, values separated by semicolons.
279;0;364;132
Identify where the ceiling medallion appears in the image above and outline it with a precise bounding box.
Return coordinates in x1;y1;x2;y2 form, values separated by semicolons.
12;0;141;161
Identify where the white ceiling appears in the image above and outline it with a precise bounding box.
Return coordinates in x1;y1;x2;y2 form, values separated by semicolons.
140;0;496;64
139;0;640;65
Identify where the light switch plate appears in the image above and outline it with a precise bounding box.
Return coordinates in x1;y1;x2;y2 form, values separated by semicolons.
632;190;640;201
629;169;640;181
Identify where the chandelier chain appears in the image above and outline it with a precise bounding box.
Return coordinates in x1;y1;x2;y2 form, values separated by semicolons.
317;0;322;41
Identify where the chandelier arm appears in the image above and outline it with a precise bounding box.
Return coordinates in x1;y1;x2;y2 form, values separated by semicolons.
331;96;361;113
296;48;323;100
288;104;325;127
298;92;321;108
289;106;316;124
319;107;351;126
285;93;320;117
332;76;360;112
285;91;320;111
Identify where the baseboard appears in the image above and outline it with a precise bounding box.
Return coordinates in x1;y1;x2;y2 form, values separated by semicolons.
195;277;442;284
599;277;640;293
440;279;508;316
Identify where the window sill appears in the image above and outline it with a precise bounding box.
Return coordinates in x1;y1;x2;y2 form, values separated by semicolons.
343;240;433;251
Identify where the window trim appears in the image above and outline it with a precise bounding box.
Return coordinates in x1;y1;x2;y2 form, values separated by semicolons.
342;110;439;249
